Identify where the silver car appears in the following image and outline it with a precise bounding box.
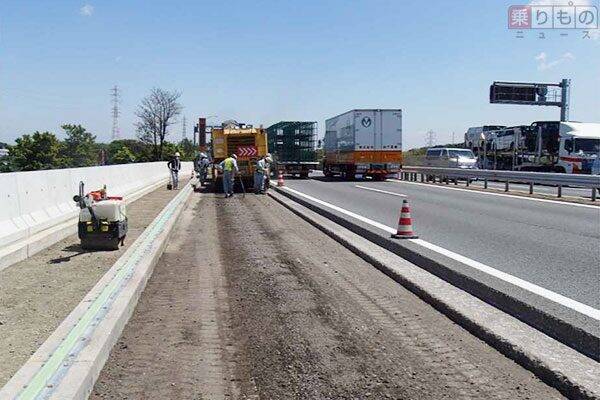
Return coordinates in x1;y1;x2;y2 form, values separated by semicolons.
425;148;478;169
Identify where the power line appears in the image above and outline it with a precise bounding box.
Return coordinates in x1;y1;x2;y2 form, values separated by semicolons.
425;130;436;147
110;85;121;140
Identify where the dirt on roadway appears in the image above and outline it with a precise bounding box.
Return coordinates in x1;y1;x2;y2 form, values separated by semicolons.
91;193;564;400
0;186;177;386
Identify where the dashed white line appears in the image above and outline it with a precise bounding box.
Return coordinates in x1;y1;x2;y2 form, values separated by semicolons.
282;186;600;320
355;185;406;197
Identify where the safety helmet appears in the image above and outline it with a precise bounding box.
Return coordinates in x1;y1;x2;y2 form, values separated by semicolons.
175;152;181;157
232;154;238;159
199;152;207;158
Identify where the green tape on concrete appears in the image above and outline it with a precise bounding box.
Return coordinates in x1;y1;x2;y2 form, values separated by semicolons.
17;186;190;399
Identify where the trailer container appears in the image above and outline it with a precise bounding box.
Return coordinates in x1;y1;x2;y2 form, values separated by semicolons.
267;121;318;179
323;109;402;180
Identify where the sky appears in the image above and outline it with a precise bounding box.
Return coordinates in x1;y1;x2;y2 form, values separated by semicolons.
1;0;599;149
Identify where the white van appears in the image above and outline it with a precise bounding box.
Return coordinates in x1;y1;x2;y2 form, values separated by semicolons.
425;148;478;169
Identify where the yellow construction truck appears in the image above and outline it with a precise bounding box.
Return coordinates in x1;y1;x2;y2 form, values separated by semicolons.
210;121;269;190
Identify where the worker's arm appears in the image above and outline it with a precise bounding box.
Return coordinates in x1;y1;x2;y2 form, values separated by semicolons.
233;159;239;172
218;160;225;171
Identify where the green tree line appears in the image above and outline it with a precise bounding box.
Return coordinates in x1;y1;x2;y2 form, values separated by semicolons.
0;124;195;173
1;87;190;173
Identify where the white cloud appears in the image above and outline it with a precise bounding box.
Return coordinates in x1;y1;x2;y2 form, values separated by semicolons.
535;51;576;70
80;4;94;17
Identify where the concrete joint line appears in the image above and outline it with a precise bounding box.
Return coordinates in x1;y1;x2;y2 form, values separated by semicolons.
0;184;193;400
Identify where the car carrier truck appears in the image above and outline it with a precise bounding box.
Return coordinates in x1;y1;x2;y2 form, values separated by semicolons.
474;121;600;173
323;109;402;180
210;120;269;190
267;121;318;179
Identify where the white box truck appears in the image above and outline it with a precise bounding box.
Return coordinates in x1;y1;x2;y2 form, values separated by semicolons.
323;109;402;180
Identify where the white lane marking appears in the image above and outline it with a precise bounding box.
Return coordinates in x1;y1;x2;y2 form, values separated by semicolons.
355;185;407;197
282;186;600;320
387;179;599;209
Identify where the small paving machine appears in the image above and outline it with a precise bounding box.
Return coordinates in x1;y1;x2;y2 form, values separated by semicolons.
73;181;128;250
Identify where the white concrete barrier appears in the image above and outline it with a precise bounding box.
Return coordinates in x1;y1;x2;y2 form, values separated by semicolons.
0;161;192;271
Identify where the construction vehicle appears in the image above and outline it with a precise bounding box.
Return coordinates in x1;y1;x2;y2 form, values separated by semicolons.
323;109;403;180
73;182;127;250
267;121;318;179
210;120;269;190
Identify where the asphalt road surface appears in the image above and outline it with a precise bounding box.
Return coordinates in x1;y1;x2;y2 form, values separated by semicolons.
281;174;600;310
91;194;563;400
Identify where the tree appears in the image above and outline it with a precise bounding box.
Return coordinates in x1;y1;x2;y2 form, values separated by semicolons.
178;138;195;160
8;131;64;171
112;146;136;164
135;88;182;161
107;139;152;164
161;141;179;159
60;124;97;167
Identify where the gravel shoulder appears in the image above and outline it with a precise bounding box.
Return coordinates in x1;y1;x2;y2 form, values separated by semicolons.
0;186;178;386
92;193;564;400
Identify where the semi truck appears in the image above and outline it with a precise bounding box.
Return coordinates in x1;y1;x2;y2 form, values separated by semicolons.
323;109;402;180
469;121;600;173
210;121;268;190
266;121;318;179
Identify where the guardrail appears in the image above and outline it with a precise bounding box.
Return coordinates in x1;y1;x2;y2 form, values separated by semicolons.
400;166;600;201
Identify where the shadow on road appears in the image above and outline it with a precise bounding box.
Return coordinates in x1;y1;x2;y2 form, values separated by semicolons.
48;243;99;264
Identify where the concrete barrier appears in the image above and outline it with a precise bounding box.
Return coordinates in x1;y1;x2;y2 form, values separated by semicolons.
0;184;193;400
0;162;192;270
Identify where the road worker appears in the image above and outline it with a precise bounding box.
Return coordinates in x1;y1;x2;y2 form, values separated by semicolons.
194;152;210;185
254;153;272;194
167;152;182;190
219;154;239;197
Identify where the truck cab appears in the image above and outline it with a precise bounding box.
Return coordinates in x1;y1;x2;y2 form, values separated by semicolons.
557;122;600;174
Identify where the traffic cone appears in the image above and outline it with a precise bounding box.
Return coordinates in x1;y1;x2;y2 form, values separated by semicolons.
277;171;285;187
391;199;418;239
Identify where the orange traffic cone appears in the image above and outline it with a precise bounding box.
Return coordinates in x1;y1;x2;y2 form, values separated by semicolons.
277;171;285;187
391;199;418;239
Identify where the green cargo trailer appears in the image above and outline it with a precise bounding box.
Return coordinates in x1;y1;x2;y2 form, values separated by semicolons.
267;121;319;178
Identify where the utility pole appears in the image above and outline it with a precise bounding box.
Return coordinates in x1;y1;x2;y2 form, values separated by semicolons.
560;78;570;122
425;130;436;147
182;115;187;141
452;131;455;144
110;85;121;140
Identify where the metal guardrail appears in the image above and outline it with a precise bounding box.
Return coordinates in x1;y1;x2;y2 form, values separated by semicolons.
400;166;600;201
